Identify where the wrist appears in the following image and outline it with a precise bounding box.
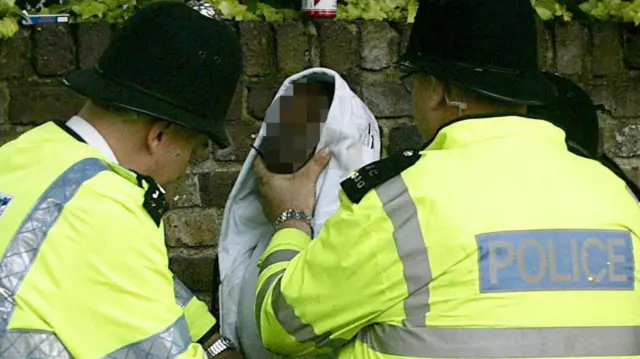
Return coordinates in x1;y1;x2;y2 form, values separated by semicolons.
275;219;312;236
273;209;313;237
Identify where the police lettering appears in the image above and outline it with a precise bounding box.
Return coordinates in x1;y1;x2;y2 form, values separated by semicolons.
477;230;634;292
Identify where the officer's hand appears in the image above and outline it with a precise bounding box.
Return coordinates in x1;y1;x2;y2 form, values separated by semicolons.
254;147;332;223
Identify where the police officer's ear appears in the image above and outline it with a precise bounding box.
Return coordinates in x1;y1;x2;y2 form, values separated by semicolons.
420;74;445;110
146;120;174;153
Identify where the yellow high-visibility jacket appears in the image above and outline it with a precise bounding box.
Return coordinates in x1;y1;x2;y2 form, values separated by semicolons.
0;122;215;358
256;116;640;359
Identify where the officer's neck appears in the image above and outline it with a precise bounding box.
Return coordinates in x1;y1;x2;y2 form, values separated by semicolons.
77;104;156;178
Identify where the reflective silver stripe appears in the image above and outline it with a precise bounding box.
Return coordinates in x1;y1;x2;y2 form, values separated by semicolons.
358;324;640;358
0;330;71;358
255;269;285;339
0;158;107;358
104;315;191;359
173;275;194;308
259;249;299;273
271;276;319;342
355;176;432;355
374;176;432;326
269;270;345;349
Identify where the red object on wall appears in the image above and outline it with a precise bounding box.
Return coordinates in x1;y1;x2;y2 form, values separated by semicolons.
302;0;337;19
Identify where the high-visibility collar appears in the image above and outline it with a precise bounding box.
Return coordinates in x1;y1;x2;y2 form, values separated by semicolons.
424;115;567;152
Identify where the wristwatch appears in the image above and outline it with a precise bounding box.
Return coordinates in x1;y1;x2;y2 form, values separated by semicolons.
273;209;313;230
205;336;236;358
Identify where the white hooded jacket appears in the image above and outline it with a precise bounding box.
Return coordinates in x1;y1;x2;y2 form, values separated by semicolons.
217;67;381;358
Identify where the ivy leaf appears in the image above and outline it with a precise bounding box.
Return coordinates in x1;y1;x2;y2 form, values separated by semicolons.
7;3;20;15
72;0;108;19
0;16;19;39
407;0;418;22
534;0;559;19
0;0;15;17
536;6;555;19
44;2;73;14
280;8;298;20
579;0;596;13
218;0;249;19
360;1;386;20
257;3;283;21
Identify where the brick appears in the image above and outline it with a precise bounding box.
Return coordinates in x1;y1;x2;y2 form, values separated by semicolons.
77;21;113;69
9;85;85;125
275;22;310;75
555;22;588;76
0;84;7;125
535;17;555;71
187;157;217;175
247;79;281;119
623;25;640;70
590;82;640;118
165;208;220;247
239;22;276;76
612;124;640;158
318;22;359;75
190;140;212;167
387;123;423;156
199;170;240;208
592;23;622;76
343;73;363;98
361;71;412;118
169;247;216;292
620;82;640;117
360;21;399;70
213;124;261;162
398;23;413;56
599;112;616;155
307;23;321;67
0;125;33;147
590;84;617;115
0;29;32;79
33;24;75;76
619;164;640;187
226;84;244;122
165;174;201;208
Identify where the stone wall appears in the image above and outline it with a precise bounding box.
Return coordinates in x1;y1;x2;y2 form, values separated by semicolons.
1;19;639;309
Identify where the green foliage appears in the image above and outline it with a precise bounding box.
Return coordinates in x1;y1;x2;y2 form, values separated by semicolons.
39;0;177;22
335;0;409;21
0;0;20;39
532;0;574;21
579;0;640;24
2;0;640;40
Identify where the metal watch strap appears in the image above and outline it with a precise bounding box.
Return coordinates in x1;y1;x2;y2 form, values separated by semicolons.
205;337;234;358
273;209;313;230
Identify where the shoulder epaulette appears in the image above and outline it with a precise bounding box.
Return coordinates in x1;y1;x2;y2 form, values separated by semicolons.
340;149;421;204
136;173;168;227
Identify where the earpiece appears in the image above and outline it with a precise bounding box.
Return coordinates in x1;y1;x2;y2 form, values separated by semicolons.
445;92;467;116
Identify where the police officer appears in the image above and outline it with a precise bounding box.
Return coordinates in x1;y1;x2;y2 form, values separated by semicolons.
252;0;640;358
528;71;640;199
0;2;243;358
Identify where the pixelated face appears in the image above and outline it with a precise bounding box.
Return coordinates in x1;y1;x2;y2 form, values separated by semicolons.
260;82;331;174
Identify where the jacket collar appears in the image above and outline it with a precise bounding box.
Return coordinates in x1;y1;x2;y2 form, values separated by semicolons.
65;116;120;164
422;115;568;152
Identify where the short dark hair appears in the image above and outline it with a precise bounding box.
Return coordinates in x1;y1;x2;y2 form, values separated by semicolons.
91;100;152;122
